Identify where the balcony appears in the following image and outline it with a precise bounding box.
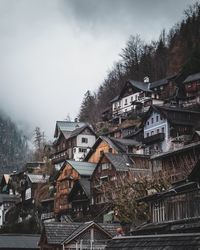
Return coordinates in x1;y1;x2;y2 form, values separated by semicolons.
143;132;165;145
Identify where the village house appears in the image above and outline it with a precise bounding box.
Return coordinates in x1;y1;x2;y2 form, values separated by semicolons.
150;139;200;183
141;105;200;155
0;193;19;227
68;178;91;221
85;136;142;164
51;121;96;167
135;159;200;235
90;152;151;222
39;221;119;250
150;75;178;102
110;79;152;122
54;160;96;219
23;174;49;204
181;72;200;107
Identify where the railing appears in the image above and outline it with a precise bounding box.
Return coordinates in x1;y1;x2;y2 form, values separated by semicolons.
143;132;165;144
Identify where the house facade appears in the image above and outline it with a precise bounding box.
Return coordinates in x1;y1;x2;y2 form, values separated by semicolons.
54;160;96;217
182;72;200;107
142;105;200;155
111;79;152;120
51;121;96;166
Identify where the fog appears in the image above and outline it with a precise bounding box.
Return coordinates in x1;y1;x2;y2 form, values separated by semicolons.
0;0;195;139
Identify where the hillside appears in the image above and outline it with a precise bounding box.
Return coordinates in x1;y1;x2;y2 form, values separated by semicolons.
78;2;200;125
0;111;29;173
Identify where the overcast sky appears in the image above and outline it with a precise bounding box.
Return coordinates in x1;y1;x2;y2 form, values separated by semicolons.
0;0;196;139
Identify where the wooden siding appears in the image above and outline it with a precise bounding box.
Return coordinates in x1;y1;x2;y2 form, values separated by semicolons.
54;163;80;214
152;189;200;223
88;141;118;164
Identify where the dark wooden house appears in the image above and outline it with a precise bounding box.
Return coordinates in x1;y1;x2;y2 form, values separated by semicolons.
150;75;177;101
68;178;91;221
54;160;96;217
182;72;200;107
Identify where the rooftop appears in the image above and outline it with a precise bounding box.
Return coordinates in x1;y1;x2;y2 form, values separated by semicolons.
106;233;200;249
183;72;200;84
67;160;96;176
0;234;40;249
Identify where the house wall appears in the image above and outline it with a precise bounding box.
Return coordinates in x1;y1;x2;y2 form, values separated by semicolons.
144;111;170;153
88;141;118;164
55;163;80;214
151;189;200;223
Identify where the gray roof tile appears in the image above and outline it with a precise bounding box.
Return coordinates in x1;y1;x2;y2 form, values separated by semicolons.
183;72;200;84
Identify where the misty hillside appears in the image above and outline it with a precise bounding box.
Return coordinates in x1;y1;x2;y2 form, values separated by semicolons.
0;111;29;173
78;2;200;125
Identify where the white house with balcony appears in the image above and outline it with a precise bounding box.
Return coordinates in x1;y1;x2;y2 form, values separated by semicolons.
110;79;153;120
142;105;200;155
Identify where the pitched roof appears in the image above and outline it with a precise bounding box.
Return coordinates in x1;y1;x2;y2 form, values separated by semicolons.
0;234;40;249
27;174;49;183
105;153;132;171
141;105;200;128
105;233;200;249
127;80;152;92
109;138;141;152
110;95;120;103
42;221;116;246
84;136;140;161
54;121;87;138
183;72;200;84
79;178;91;197
67;160;96;176
43;222;81;245
62;221;113;245
68;124;96;140
150;75;176;89
151;141;200;159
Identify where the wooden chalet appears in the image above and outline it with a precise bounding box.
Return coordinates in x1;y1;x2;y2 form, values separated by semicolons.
90;152;151;222
68;178;91;221
141;105;200;155
85;136;141;164
150;75;177;101
151;140;200;183
51;121;96;166
39;221;119;250
181;72;200;107
23;174;49;204
135;159;200;235
54;160;96;217
110;79;152;122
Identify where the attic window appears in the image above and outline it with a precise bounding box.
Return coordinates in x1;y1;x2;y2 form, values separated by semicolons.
82;138;88;143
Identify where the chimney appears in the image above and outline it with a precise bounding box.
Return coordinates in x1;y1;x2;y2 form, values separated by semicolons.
144;76;150;90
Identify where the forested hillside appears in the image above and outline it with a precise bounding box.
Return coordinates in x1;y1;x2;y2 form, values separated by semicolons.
78;2;200;125
0;111;29;172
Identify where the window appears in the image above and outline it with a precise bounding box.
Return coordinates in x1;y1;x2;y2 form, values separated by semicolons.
79;148;87;153
131;96;133;102
162;127;165;133
157;129;160;134
125;99;127;105
151;131;154;136
156;115;159;122
147;121;150;126
101;163;111;170
147;133;149;137
81;138;88;143
151;117;154;124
